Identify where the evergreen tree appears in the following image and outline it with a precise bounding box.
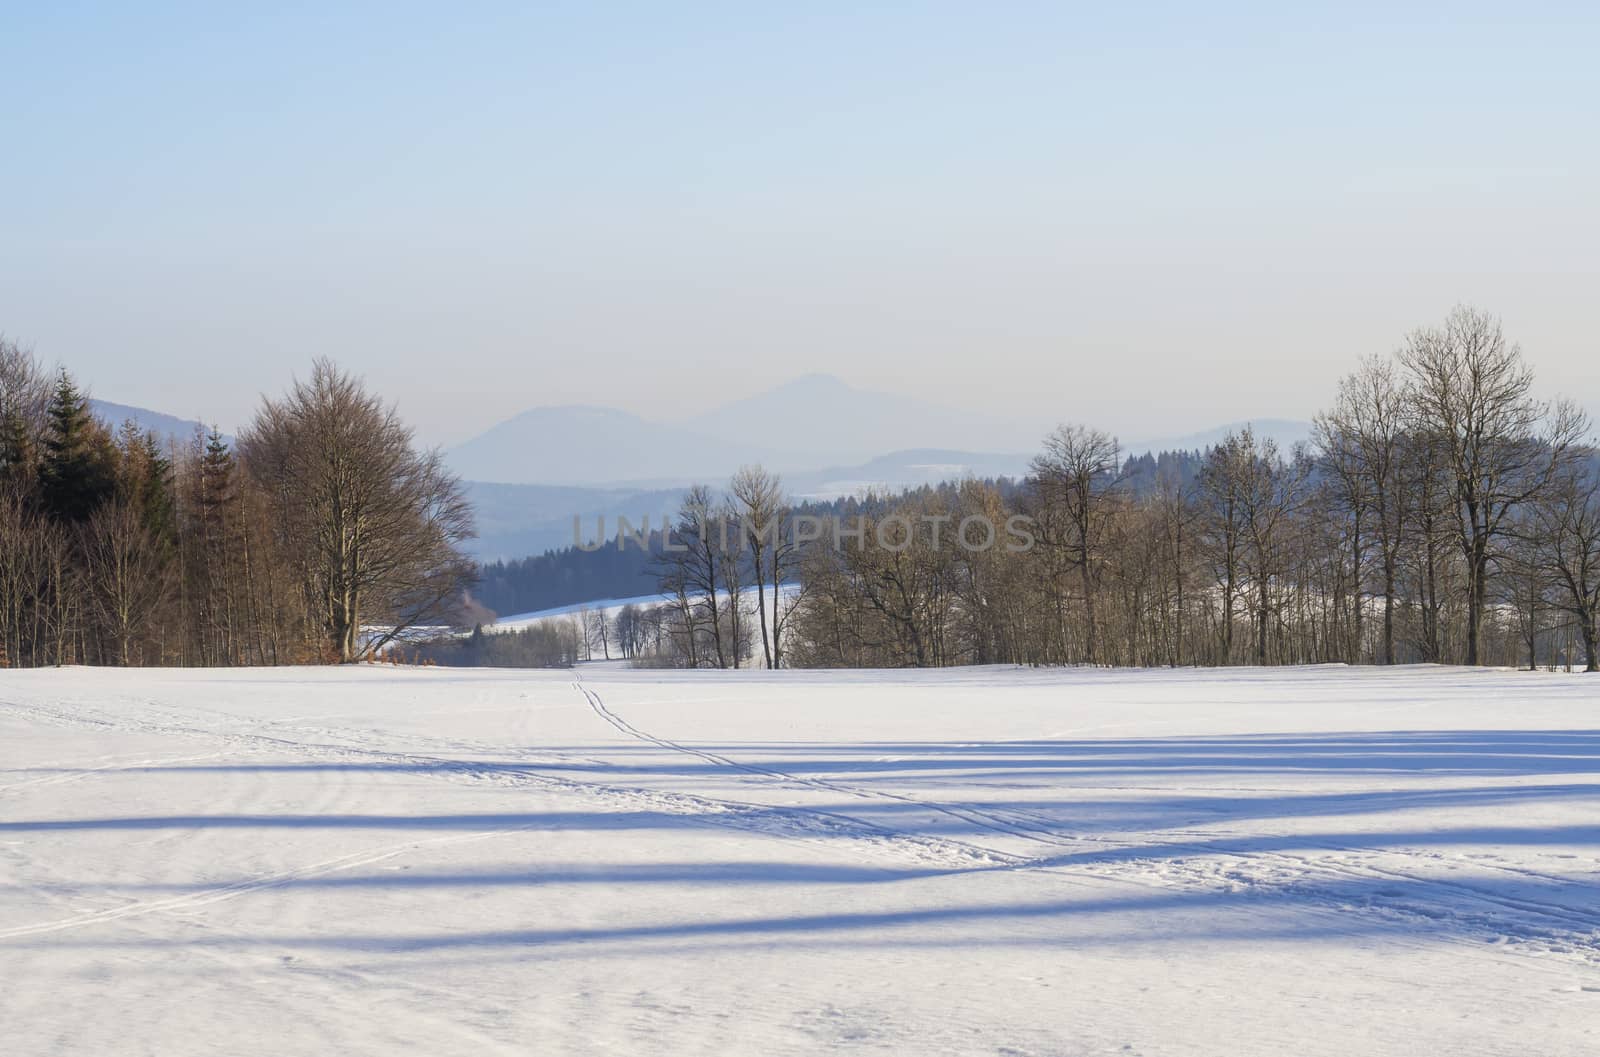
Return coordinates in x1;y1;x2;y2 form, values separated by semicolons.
37;371;116;523
198;429;235;518
115;424;177;545
191;427;240;664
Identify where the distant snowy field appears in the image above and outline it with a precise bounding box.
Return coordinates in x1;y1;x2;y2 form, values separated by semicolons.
489;583;799;634
2;665;1597;1056
490;590;675;630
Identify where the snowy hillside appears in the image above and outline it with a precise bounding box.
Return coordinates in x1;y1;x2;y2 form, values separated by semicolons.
490;590;676;629
2;664;1596;1055
489;583;800;633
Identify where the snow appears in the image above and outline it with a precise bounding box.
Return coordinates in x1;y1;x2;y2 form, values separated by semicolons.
2;664;1598;1055
490;583;800;634
491;591;676;630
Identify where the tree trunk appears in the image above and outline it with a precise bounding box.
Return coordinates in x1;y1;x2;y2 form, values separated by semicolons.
1256;577;1269;665
1080;557;1097;665
1382;559;1396;665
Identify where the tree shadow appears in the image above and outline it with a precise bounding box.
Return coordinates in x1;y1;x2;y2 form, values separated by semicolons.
9;729;1595;835
17;871;1597;958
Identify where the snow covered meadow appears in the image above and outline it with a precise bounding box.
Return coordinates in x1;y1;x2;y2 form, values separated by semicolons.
2;664;1597;1056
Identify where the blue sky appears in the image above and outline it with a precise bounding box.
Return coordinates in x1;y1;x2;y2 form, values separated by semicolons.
2;2;1597;445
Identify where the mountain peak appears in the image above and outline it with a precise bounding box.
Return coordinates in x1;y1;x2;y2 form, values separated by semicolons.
503;404;649;425
770;372;855;394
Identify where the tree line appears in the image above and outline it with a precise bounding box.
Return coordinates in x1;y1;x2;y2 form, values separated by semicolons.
11;304;1587;673
0;341;476;668
620;307;1600;671
467;483;1034;622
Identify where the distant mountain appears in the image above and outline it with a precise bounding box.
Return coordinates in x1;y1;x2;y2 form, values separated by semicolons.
447;405;803;487
449;374;1046;486
1124;418;1313;457
684;373;1043;463
466;480;685;562
463;449;1034;561
781;448;1032;499
88;400;227;447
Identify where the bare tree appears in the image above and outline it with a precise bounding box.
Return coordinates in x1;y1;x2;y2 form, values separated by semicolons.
1196;432;1253;664
614;602;640;659
1240;439;1310;665
0;494;55;666
1530;456;1600;670
1399;307;1587;664
1150;465;1194;666
80;500;174;665
582;606;612;660
731;465;795;668
1395;428;1457;663
712;498;750;667
1313;416;1369;661
0;337;52;433
1030;426;1125;665
239;359;476;662
1316;355;1408;664
652;486;730;667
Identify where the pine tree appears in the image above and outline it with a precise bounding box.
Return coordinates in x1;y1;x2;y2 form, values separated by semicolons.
199;429;235;514
37;371;116;524
193;427;239;663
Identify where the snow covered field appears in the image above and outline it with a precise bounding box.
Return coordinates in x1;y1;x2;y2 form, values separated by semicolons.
2;664;1597;1056
488;582;800;634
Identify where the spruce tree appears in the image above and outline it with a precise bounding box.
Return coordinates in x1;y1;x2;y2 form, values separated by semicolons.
118;426;177;545
37;371;116;523
193;427;239;664
199;428;235;518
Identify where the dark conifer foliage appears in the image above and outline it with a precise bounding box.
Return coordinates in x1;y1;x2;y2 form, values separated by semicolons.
0;341;477;667
38;371;117;523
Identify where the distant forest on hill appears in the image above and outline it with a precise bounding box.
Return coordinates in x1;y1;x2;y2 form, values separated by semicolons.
10;307;1598;676
471;451;1206;618
470;309;1600;675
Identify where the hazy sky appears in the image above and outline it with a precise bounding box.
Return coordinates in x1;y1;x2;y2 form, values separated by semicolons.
3;3;1597;447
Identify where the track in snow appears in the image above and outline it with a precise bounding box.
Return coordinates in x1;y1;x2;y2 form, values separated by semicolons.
573;677;1600;966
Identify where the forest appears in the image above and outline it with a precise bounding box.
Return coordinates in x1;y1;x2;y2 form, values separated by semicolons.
536;307;1600;672
0;344;476;668
7;305;1597;673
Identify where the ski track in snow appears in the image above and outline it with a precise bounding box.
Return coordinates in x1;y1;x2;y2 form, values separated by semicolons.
0;827;537;941
6;682;1599;964
0;693;560;1055
0;690;1011;899
572;679;1600;968
3;667;1599;1057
